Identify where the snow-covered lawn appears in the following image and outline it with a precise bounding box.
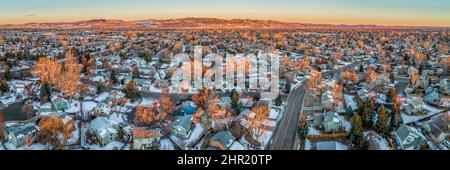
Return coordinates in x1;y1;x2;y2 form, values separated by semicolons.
86;141;124;150
66;100;81;114
109;112;127;126
82;101;98;114
308;126;322;135
401;104;445;124
304;138;312;150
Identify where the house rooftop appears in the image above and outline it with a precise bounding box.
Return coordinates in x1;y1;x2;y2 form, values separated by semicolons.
210;131;235;149
171;115;193;131
316;141;348;150
132;127;160;139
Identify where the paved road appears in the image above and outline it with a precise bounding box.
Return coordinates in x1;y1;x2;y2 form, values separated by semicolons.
395;77;410;97
270;62;363;150
270;82;306;150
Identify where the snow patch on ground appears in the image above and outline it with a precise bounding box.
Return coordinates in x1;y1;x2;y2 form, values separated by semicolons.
308;126;322;135
304;138;312;150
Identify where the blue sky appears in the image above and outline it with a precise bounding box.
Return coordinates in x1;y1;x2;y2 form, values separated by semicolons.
0;0;449;26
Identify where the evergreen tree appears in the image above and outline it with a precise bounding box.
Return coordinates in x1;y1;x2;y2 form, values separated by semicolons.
110;69;118;84
96;83;104;94
376;105;389;135
230;89;240;111
40;82;51;103
123;81;139;102
387;88;397;103
391;102;401;130
119;52;126;61
275;94;282;106
0;79;8;93
350;113;364;148
4;67;11;80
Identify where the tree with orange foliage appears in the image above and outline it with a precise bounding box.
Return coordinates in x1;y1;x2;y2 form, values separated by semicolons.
298;115;308;138
341;71;359;84
192;108;204;124
134;104;157;126
365;67;378;83
63;117;75;145
192;88;209;108
207;99;226;121
413;52;426;67
305;71;322;92
249;104;269;140
157;87;174;120
294;59;310;71
38;116;64;149
32;57;62;85
333;83;343;105
57;51;81;97
123;81;139;101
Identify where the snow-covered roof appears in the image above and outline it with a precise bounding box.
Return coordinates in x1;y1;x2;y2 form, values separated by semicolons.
185;123;204;147
94;92;110;102
268;108;280;120
316;141;348;150
229;141;245;150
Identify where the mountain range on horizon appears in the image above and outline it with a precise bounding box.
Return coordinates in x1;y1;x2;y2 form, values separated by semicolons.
1;17;448;30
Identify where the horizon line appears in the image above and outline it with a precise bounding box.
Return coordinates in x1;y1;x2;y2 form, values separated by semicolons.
1;17;450;28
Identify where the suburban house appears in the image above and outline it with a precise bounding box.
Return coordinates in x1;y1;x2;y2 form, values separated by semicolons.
132;127;161;150
171;115;193;139
52;97;69;112
366;131;390;150
402;98;425;115
5;124;37;148
180;101;198;115
209;131;236;150
90;117;118;146
419;113;449;143
394;124;427;150
424;87;440;104
323;112;340;133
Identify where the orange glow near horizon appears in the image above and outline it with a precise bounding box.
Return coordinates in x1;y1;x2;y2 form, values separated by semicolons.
0;0;449;27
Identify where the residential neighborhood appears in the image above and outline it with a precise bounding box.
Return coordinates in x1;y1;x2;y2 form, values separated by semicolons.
0;18;448;151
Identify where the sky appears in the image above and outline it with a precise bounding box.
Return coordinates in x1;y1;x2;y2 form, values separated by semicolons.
0;0;449;26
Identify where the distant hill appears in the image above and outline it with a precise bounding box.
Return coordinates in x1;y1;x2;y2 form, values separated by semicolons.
1;17;448;30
